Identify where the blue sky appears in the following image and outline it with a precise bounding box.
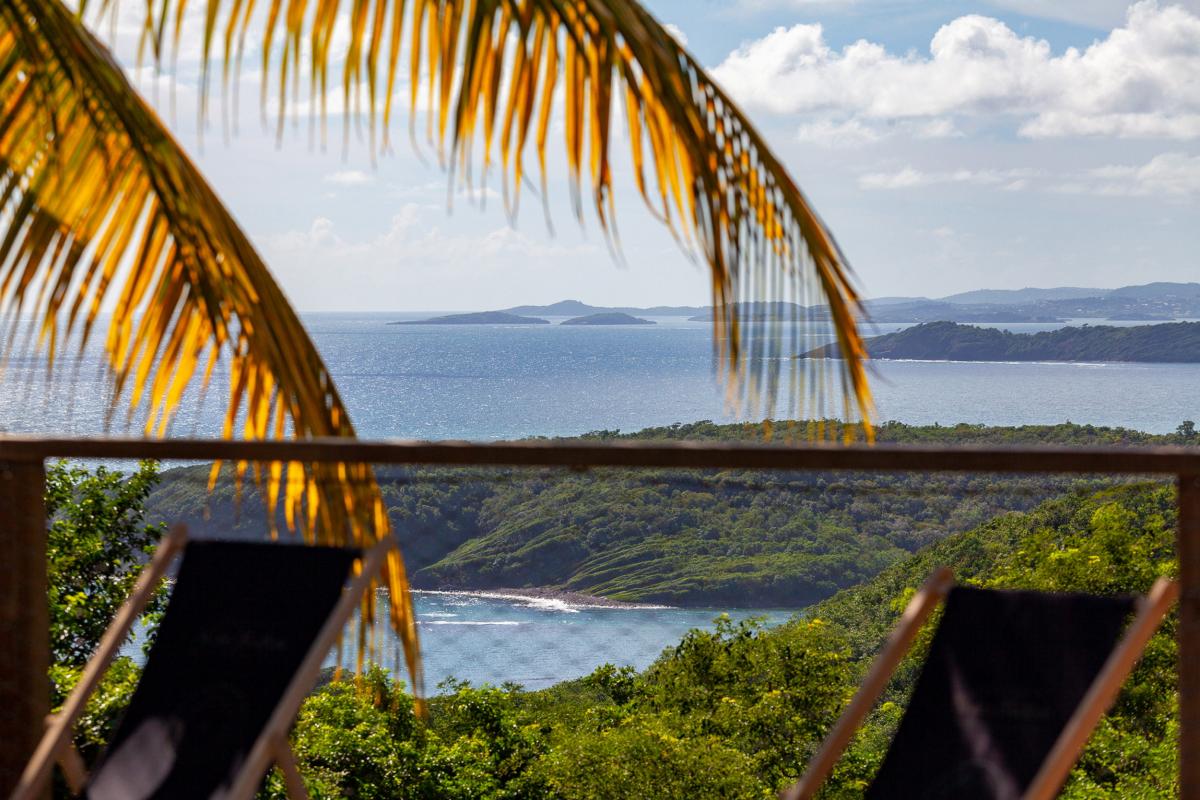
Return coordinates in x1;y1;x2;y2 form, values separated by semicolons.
107;0;1200;311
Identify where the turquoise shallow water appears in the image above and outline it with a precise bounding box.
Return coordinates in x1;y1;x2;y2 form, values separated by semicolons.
337;591;795;693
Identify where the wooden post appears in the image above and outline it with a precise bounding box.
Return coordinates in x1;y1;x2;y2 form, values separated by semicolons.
0;459;47;798
1180;474;1200;800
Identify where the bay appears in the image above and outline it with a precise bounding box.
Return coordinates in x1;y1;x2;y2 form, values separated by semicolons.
343;592;794;693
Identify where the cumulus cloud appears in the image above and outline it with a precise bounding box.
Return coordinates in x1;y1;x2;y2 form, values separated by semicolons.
713;1;1200;139
859;166;1039;190
260;206;604;309
1081;152;1200;196
793;117;964;147
859;153;1200;197
796;118;882;147
265;205;595;266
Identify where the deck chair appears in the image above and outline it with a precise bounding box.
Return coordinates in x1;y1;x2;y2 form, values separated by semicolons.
12;524;395;800
784;568;1178;800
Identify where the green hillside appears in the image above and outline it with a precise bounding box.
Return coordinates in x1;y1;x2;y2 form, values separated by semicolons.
808;321;1200;362
275;482;1182;798
146;420;1192;607
71;461;1185;797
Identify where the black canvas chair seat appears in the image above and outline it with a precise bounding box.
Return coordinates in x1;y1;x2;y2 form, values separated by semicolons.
867;586;1136;800
784;570;1177;800
14;525;396;800
83;541;359;800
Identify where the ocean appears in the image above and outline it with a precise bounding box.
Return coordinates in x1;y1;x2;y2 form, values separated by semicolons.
18;312;1200;691
5;313;1197;440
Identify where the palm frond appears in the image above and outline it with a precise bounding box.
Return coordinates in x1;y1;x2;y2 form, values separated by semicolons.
143;0;874;435
0;0;422;696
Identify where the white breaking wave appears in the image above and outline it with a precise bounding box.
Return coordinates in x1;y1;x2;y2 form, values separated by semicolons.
414;588;671;611
419;620;524;626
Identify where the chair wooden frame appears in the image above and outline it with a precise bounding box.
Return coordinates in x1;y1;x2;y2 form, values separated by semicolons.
782;569;1179;800
10;523;396;800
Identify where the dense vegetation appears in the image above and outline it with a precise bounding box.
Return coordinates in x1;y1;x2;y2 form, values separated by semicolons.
147;420;1192;607
58;461;1183;798
45;461;168;785
560;313;655;325
808;320;1200;363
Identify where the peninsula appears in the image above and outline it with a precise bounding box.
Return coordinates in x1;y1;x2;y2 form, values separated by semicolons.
392;311;550;325
805;321;1200;363
561;312;655;326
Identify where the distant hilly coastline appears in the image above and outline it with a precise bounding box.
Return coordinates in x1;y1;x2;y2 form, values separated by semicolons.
394;282;1200;326
806;321;1200;363
500;300;705;317
392;311;550;325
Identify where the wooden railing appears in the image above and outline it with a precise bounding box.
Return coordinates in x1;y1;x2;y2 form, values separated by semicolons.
2;436;1197;797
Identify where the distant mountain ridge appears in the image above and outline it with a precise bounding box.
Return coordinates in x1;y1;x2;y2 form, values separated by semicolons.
403;282;1200;326
392;311;549;325
500;300;706;317
939;286;1106;305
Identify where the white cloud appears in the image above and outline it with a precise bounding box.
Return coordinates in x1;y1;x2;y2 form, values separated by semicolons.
260;206;607;309
325;170;374;186
796;118;882;147
859;153;1200;197
859;166;1039;190
914;118;963;139
1083;152;1200;195
713;1;1200;139
265;206;596;268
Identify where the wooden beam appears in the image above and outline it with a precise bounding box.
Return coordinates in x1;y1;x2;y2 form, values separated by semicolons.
0;435;1196;475
0;460;47;800
1180;475;1200;800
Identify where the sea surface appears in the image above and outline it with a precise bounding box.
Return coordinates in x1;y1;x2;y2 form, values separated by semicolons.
342;591;795;693
2;313;1197;439
17;312;1200;690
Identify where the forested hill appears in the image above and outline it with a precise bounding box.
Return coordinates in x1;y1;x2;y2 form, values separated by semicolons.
145;420;1194;608
806;320;1200;362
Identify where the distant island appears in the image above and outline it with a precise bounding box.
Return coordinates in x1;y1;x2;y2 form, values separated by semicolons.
561;312;655;326
392;311;550;325
805;321;1200;363
500;299;705;317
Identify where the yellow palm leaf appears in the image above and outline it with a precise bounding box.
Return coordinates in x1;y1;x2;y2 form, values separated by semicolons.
139;0;874;435
0;0;423;698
